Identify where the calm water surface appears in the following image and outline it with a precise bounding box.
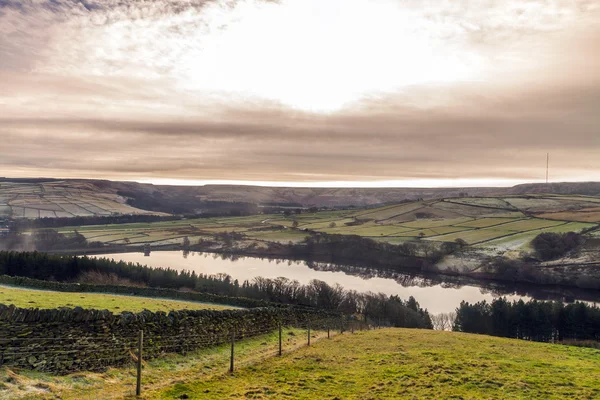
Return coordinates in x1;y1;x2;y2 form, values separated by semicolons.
89;251;546;314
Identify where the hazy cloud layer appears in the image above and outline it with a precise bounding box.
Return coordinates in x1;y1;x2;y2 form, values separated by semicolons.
0;0;599;185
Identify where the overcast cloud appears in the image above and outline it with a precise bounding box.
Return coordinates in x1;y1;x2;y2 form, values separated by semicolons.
1;0;599;186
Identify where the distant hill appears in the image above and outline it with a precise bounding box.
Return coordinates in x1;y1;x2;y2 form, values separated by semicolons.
504;182;600;196
2;178;600;218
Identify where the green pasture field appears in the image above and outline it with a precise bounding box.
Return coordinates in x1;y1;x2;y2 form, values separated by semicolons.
454;217;522;228
4;327;330;400
351;202;425;220
433;200;516;217
271;219;299;227
116;233;182;245
497;218;566;231
104;234;151;244
398;228;442;238
408;226;472;237
537;210;600;223
399;217;474;229
431;228;512;245
283;210;351;222
551;196;600;203
477;221;595;250
244;230;310;243
0;205;11;217
444;197;516;209
212;215;277;224
528;221;595;234
156;329;600;400
503;197;598;213
196;226;252;233
324;224;423;237
297;218;356;229
145;237;205;246
0;285;233;314
9;328;598;399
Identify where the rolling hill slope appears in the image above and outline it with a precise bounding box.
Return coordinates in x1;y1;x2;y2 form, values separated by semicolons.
156;328;600;400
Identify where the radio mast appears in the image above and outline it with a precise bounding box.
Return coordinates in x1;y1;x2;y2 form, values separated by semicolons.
546;153;549;184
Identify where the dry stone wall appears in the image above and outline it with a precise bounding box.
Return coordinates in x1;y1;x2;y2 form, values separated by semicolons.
0;304;336;374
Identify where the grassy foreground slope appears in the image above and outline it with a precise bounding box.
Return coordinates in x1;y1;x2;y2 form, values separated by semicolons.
2;328;328;400
158;329;600;400
0;285;233;313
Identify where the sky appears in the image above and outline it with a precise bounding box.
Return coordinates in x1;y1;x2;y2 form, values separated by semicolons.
1;0;599;188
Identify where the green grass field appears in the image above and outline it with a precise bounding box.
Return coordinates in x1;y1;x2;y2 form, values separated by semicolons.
5;329;599;399
1;327;330;400
0;285;233;313
157;329;600;400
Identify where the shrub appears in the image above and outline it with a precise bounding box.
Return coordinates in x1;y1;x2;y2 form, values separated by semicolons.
531;232;582;260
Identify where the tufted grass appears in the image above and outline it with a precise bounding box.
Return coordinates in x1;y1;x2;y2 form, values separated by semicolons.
154;328;600;400
1;327;328;400
0;285;234;314
3;328;599;399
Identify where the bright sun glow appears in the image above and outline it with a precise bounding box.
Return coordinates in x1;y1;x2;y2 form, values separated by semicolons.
176;0;484;112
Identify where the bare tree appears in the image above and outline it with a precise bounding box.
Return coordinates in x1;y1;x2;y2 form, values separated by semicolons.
431;312;456;331
306;279;345;309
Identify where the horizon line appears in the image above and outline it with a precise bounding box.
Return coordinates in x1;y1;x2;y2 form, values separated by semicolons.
5;176;598;189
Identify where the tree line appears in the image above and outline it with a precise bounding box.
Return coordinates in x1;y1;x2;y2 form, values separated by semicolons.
11;214;181;230
224;232;460;270
0;251;432;329
453;298;600;343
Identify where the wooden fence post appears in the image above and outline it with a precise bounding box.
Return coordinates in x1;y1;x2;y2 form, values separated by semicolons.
136;330;143;397
307;320;311;346
278;323;282;356
327;326;330;339
229;325;235;373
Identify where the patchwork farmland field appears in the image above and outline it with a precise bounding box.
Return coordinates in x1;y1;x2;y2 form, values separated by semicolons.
0;181;163;218
537;209;600;223
52;194;600;257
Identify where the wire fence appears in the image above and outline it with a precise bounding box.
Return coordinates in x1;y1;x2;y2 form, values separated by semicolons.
0;314;375;396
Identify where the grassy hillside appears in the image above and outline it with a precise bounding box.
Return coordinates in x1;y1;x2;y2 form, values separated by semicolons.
1;327;329;400
0;285;234;313
158;329;600;400
4;328;598;399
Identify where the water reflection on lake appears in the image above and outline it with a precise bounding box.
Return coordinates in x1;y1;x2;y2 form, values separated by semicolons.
91;251;595;314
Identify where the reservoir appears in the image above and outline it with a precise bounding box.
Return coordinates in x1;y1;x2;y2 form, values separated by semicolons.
91;251;596;314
